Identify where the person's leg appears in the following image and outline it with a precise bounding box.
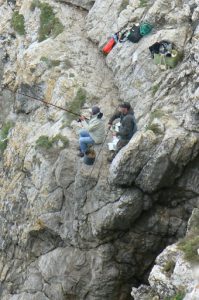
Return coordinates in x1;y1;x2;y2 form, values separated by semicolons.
79;130;92;154
107;139;128;163
116;139;128;153
79;136;94;153
79;130;90;138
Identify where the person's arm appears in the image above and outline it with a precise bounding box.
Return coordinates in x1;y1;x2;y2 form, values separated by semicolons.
81;119;100;132
81;119;89;130
108;111;121;126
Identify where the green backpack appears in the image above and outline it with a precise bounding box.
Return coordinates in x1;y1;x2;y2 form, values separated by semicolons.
140;22;153;36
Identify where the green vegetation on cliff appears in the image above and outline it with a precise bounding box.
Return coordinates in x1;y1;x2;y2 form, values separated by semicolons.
67;88;87;121
0;122;13;153
178;235;199;263
164;292;185;300
36;134;69;150
40;56;60;68
139;0;148;7
11;11;25;35
30;1;64;42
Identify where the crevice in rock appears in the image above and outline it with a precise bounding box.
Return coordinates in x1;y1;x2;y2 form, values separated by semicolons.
56;0;93;11
26;228;66;258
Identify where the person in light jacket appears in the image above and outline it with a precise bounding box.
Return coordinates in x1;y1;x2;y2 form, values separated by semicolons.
78;106;105;157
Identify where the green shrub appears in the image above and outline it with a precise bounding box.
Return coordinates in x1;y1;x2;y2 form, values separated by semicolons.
178;235;199;263
36;134;69;150
30;1;64;41
51;60;61;67
40;56;60;68
145;109;165;133
164;291;185;300
150;109;165;120
139;0;148;7
51;134;69;147
30;0;40;11
50;17;64;38
64;59;73;69
152;84;160;96
163;260;175;274
36;135;53;149
11;11;25;35
38;2;64;42
119;0;129;12
67;88;87;121
0;122;13;153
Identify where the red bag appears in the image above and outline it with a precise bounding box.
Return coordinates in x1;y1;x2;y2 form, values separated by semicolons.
102;38;116;54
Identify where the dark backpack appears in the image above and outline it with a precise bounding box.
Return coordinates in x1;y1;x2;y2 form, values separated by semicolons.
149;40;173;58
119;25;142;43
127;25;142;43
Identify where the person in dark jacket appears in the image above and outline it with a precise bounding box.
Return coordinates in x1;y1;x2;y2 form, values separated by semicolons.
108;102;137;161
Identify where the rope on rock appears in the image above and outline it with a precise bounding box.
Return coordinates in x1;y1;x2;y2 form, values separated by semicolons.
86;129;110;183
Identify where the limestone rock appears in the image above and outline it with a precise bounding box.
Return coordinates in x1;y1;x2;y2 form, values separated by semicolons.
0;0;199;299
3;293;49;300
56;0;95;10
131;285;158;300
148;244;194;298
132;207;199;299
90;188;143;238
15;83;44;114
109;130;158;186
54;149;76;188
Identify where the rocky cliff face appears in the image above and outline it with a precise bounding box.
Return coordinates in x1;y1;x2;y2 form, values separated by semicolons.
0;0;199;299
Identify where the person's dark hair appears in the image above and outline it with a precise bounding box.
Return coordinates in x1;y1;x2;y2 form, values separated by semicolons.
119;102;131;110
97;112;103;119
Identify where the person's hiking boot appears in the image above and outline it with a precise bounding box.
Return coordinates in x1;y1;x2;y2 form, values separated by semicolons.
77;152;84;158
107;151;115;163
107;156;113;163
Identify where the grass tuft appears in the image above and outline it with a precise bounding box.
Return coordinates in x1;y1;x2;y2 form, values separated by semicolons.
36;134;69;150
178;235;199;263
51;134;69;147
0;122;13;153
164;291;185;300
40;56;60;68
163;260;175;275
139;0;148;7
36;135;53;149
30;1;64;41
152;84;160;97
145;109;165;133
67;88;87;122
30;0;40;11
119;0;129;12
11;11;25;35
149;109;165;120
38;2;64;42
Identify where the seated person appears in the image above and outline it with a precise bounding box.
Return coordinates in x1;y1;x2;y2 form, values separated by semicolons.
108;102;137;161
78;106;105;157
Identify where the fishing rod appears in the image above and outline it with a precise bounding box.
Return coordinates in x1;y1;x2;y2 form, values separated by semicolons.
16;91;89;119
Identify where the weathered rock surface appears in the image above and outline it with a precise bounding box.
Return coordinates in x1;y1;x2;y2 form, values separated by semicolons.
0;0;199;299
132;208;199;299
56;0;95;10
